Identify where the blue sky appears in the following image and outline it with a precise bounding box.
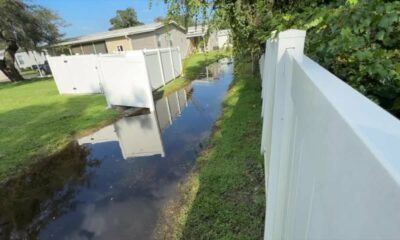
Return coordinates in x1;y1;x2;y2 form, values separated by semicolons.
32;0;168;38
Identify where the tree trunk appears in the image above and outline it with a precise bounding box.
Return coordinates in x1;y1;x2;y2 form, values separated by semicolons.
0;41;24;82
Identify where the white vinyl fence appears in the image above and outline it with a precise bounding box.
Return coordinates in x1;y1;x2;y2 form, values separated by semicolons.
47;47;183;110
260;30;400;240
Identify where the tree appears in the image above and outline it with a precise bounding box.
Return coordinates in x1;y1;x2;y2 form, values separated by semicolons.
154;16;166;22
0;0;64;82
109;7;143;30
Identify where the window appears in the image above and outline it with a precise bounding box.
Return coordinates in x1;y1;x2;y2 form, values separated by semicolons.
17;56;24;65
117;45;124;52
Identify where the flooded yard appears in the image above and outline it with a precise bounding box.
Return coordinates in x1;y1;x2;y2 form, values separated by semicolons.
0;60;233;239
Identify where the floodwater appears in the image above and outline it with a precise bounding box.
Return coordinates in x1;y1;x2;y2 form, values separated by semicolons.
0;59;233;240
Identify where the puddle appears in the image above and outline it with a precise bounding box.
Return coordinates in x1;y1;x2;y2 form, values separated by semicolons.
0;59;233;240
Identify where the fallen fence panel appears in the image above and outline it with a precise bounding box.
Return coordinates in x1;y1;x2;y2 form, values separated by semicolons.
97;53;154;111
47;47;183;109
47;55;101;94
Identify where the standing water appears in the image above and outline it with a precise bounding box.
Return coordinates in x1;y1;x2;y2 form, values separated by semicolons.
0;59;233;239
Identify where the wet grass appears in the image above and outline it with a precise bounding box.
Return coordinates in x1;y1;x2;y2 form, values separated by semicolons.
156;61;265;239
155;50;231;98
0;78;119;181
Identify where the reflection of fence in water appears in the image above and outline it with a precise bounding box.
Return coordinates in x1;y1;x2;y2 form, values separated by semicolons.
78;86;191;160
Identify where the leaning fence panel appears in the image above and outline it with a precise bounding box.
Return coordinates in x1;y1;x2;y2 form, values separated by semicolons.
47;47;183;110
47;55;101;94
260;29;400;240
97;53;154;111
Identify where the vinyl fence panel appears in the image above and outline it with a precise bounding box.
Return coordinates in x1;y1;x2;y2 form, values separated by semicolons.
97;53;154;111
143;50;165;90
260;29;400;240
160;49;175;83
48;47;183;109
47;55;101;94
171;47;182;77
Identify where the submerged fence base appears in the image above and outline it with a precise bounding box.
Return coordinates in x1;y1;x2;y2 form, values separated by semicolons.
47;47;183;110
260;30;400;240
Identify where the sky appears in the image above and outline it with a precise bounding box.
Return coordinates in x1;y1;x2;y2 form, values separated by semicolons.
32;0;168;38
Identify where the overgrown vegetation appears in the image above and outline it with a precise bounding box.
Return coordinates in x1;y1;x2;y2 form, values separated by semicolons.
0;79;118;181
155;50;231;98
156;61;265;239
165;0;400;117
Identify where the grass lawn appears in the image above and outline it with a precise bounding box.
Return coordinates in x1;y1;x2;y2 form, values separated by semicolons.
155;50;231;98
0;78;119;181
156;61;265;239
20;69;39;75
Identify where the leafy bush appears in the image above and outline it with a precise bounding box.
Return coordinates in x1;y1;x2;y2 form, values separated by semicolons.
259;0;400;116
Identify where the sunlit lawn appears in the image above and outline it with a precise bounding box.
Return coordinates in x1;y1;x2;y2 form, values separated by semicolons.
0;78;119;180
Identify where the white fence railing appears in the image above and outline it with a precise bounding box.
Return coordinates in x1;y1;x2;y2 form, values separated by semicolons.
47;47;183;110
260;30;400;239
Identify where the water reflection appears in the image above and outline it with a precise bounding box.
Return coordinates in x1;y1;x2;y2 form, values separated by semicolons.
0;59;233;240
78;88;192;159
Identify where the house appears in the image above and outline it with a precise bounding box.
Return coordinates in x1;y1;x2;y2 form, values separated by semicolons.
49;21;190;58
186;25;231;53
0;50;46;70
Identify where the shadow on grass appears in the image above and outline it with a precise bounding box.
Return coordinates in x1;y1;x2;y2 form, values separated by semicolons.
0;95;117;181
157;61;265;239
0;142;96;239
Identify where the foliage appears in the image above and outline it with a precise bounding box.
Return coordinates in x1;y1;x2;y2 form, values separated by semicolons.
154;16;166;22
109;7;143;30
164;0;400;116
0;0;64;81
0;0;64;49
262;0;400;116
0;78;118;181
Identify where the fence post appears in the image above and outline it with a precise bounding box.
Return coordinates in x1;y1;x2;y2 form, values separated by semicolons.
263;29;306;240
141;52;155;112
169;47;176;79
157;49;166;86
177;47;183;75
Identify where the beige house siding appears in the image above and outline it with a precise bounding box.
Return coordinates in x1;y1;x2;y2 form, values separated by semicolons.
170;27;190;58
154;25;189;58
130;32;156;50
105;37;132;53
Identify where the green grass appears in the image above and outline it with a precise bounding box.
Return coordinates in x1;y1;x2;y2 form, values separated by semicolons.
155;50;231;98
156;61;265;239
0;78;119;181
20;69;39;75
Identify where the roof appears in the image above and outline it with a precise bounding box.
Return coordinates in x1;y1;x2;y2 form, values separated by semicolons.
53;21;185;47
186;25;208;38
